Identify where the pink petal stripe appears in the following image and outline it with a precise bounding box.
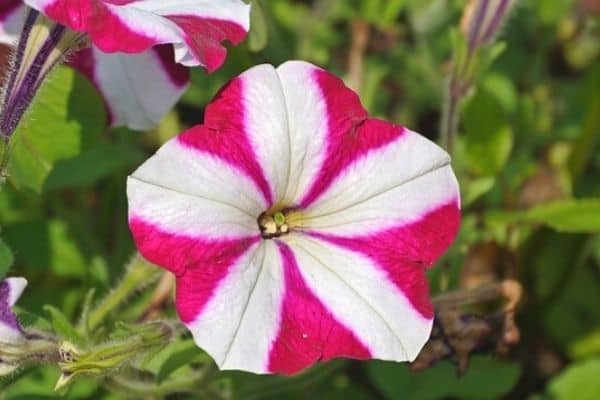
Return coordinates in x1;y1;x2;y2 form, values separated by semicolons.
166;16;247;72
298;69;405;208
129;217;259;323
307;201;461;319
177;77;274;206
267;242;372;375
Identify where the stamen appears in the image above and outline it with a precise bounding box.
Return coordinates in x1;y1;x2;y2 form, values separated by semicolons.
258;210;290;239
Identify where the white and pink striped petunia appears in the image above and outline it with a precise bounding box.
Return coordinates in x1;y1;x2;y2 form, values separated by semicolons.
23;0;251;72
0;1;189;130
127;61;461;375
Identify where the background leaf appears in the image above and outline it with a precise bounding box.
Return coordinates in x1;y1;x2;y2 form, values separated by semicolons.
7;67;106;193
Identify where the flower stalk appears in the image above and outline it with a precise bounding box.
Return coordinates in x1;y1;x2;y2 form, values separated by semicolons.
440;0;517;154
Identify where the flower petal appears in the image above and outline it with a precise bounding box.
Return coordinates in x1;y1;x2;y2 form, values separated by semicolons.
275;61;361;205
307;202;460;319
0;277;27;344
280;235;433;367
180;241;284;373
176;64;293;207
298;128;460;237
24;0;251;71
268;242;371;374
128;136;267;253
0;1;25;44
69;45;189;130
178;240;372;375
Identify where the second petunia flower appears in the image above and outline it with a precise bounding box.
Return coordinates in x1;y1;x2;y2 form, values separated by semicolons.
127;61;461;375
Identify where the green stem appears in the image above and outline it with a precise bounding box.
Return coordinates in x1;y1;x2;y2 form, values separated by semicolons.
87;254;160;331
440;76;461;155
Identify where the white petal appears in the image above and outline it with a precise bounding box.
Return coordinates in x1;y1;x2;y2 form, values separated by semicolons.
275;61;330;204
5;277;27;306
89;47;188;130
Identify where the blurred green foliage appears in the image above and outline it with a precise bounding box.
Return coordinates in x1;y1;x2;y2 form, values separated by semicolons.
0;0;599;398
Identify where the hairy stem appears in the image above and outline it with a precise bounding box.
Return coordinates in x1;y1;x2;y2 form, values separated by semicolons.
87;254;161;331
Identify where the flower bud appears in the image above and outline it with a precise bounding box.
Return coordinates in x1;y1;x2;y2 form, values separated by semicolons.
55;321;173;390
460;0;517;51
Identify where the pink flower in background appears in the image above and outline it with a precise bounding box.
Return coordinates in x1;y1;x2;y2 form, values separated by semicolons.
127;61;461;374
0;0;250;130
24;0;251;71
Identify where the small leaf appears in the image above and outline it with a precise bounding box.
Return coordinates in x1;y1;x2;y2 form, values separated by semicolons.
549;359;600;400
462;176;495;206
463;88;514;176
487;199;600;233
249;0;269;52
77;288;96;338
44;305;83;345
156;340;206;383
570;330;600;361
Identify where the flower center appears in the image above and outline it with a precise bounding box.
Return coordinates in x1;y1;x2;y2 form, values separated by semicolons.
258;210;290;239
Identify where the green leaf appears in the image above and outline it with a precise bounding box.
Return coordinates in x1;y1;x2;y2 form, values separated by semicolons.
44;305;83;345
549;359;600;400
249;0;269;52
367;356;521;400
487;199;600;233
43;141;136;191
0;237;14;278
462;176;496;207
8;66;106;193
463;88;514;176
380;0;407;26
570;330;600;361
156;340;206;384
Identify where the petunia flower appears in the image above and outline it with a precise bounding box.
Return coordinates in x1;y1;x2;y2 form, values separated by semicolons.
0;1;189;130
127;61;461;374
23;0;251;71
0;0;250;140
0;277;27;375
